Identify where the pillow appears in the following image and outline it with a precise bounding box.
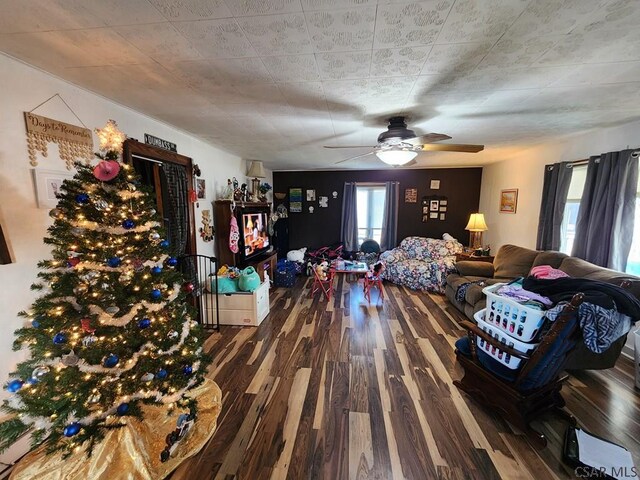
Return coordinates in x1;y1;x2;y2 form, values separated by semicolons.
493;244;538;279
208;276;239;294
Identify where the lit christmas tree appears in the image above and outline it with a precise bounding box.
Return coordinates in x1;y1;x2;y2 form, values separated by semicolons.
0;121;209;460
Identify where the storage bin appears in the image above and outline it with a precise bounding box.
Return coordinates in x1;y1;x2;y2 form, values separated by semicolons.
275;260;297;288
474;309;539;369
482;283;548;342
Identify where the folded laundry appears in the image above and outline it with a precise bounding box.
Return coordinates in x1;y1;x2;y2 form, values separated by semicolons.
530;264;570;280
496;284;553;307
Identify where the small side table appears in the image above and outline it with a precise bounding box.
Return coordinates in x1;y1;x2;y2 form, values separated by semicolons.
455;252;494;263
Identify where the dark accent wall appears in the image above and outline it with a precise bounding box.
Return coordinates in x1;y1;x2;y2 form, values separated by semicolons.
273;167;482;250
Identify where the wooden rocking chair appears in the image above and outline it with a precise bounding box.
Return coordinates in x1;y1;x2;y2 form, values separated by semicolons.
454;292;585;449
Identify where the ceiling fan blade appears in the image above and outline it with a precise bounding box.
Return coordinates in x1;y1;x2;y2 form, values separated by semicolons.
335;151;375;164
406;133;451;145
324;145;375;149
418;143;484;153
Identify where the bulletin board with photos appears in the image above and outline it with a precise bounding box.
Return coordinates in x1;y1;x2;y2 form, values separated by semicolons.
421;195;448;223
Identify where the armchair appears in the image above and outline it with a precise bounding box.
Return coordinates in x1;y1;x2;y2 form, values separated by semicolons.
380;236;462;293
454;292;585;449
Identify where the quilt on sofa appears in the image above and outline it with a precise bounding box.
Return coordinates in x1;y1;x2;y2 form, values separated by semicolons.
380;236;463;293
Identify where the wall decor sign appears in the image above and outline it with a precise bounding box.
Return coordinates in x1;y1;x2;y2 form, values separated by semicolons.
404;188;417;203
33;168;75;209
319;196;328;207
290;187;302;213
430;180;440;190
500;189;518;213
144;133;177;152
24;112;93;170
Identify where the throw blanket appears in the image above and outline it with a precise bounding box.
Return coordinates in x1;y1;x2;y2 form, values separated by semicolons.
455;280;485;303
524;277;640;354
546;302;632;353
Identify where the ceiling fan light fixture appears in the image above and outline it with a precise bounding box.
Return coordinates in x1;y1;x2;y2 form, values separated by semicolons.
375;149;417;166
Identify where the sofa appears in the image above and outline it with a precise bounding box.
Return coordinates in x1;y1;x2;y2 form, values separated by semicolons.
445;244;640;369
380;236;463;293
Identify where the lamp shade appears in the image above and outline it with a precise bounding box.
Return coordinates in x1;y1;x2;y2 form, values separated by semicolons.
375;150;417;166
247;160;266;178
465;213;488;232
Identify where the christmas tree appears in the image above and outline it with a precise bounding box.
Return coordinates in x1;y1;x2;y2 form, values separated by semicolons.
0;121;208;459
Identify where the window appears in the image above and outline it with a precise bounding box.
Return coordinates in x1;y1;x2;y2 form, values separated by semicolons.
625;172;640;275
356;185;386;247
560;165;587;255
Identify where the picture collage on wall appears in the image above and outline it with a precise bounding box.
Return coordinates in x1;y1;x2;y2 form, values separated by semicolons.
289;187;335;213
421;195;447;223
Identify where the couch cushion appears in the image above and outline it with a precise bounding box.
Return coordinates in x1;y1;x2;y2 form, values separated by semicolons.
493;244;538;279
465;278;505;305
532;251;568;269
559;257;640;298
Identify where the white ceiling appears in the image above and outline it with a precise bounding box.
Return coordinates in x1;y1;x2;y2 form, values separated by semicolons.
2;0;640;170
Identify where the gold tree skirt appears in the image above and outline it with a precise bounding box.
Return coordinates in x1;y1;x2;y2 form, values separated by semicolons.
10;379;222;480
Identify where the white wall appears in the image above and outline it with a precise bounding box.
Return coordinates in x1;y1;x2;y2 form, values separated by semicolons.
479;119;640;251
0;54;265;414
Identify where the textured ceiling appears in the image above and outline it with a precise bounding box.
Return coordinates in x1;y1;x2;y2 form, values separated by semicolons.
2;0;640;170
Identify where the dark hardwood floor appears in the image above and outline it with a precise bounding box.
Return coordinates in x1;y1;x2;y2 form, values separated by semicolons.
171;276;640;480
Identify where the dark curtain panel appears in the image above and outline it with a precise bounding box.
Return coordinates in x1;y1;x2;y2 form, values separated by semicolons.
572;150;638;271
536;162;573;251
340;182;359;251
380;181;399;251
160;163;190;257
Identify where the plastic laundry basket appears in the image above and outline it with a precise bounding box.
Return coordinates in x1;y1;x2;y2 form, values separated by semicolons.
482;283;548;342
474;309;539;369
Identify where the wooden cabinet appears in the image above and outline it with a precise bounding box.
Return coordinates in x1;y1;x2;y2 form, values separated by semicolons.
213;200;277;275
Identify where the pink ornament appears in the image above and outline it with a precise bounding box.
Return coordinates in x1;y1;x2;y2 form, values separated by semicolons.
93;160;121;181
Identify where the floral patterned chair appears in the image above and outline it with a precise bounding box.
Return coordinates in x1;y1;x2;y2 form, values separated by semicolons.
380;236;463;293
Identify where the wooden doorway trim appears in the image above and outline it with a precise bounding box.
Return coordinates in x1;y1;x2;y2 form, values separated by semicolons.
122;139;197;257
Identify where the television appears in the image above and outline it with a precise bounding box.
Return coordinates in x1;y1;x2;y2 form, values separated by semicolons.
241;210;270;260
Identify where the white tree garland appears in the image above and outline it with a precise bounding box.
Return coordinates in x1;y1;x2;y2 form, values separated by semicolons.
69;220;159;235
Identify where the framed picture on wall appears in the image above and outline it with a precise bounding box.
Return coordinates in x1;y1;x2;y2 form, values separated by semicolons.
33;168;75;209
196;179;206;199
405;188;417;203
306;189;316;201
290;187;302;213
500;189;518;213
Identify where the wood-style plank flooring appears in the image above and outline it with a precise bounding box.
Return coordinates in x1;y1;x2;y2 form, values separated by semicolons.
171;276;640;479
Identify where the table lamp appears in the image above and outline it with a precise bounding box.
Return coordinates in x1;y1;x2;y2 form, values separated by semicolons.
247;160;266;202
465;213;488;250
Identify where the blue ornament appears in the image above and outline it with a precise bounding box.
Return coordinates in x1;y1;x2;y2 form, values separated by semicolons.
117;403;129;416
150;289;162;300
31;319;41;328
6;379;24;393
53;332;67;345
156;369;168;380
151;266;162;275
177;413;189;427
183;365;193;375
167;257;178;267
107;257;121;268
159;240;170;249
122;219;135;230
63;422;81;437
103;354;119;368
138;318;151;329
75;194;89;204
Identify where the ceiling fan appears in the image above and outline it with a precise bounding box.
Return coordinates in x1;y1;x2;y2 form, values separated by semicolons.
324;116;484;166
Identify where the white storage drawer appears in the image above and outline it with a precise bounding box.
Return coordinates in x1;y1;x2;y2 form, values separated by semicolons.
206;281;270;327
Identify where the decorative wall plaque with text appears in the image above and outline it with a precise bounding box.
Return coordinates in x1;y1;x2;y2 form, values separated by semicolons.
24;112;93;170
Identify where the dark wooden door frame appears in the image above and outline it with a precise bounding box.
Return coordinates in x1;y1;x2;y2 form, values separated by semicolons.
122;139;197;257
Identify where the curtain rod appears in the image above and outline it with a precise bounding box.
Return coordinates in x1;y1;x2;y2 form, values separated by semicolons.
569;148;640;167
131;153;164;166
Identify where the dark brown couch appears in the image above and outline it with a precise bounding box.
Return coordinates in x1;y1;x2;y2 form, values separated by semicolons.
445;244;640;369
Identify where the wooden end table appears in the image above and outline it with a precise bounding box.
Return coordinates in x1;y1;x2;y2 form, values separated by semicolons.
456;252;494;263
